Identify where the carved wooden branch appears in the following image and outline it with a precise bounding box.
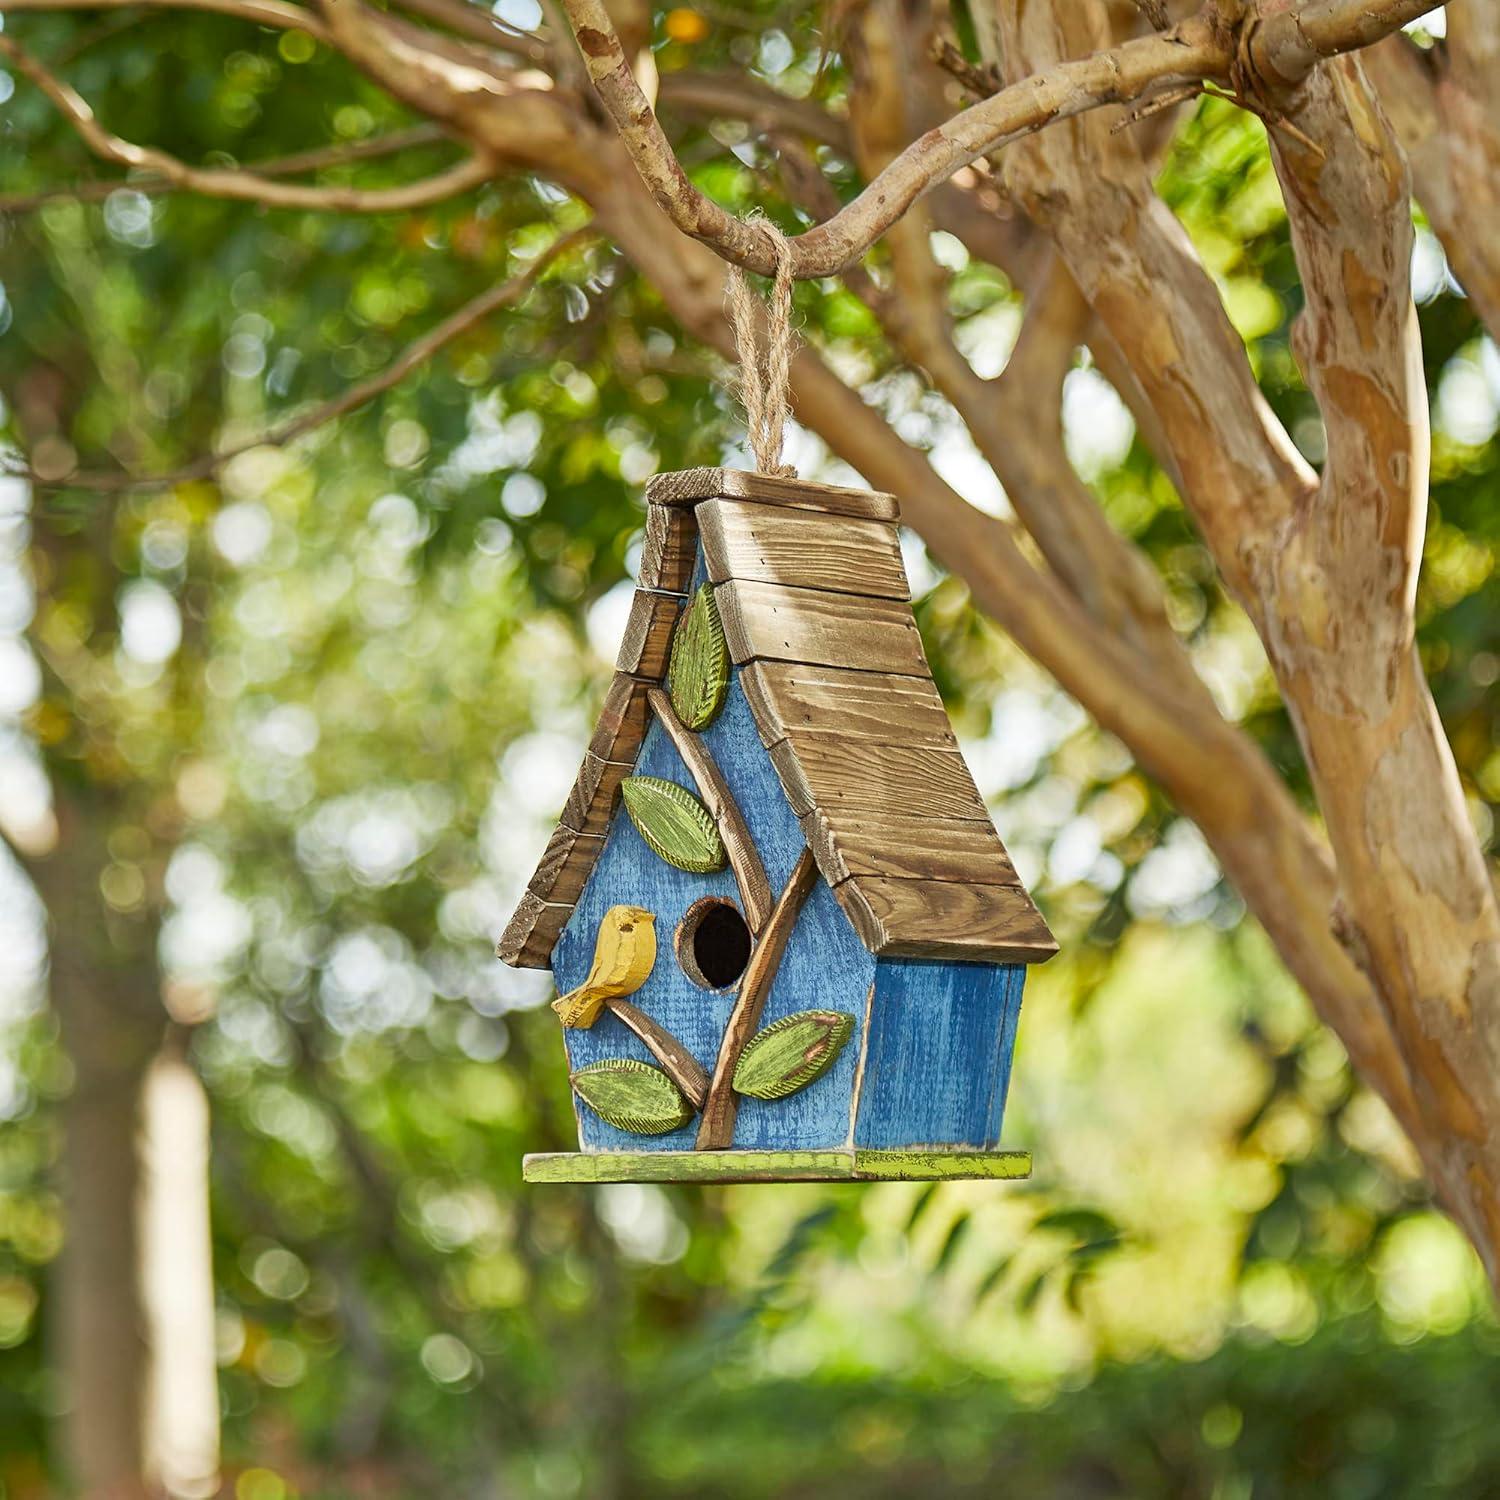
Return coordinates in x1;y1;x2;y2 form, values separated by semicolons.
560;0;1441;276
645;688;773;934
604;997;708;1110
696;848;818;1150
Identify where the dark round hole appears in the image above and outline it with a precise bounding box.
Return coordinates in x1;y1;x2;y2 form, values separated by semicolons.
675;898;752;990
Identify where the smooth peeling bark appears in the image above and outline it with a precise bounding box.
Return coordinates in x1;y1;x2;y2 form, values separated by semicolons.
1262;61;1500;1264
994;0;1495;1266
1362;26;1500;346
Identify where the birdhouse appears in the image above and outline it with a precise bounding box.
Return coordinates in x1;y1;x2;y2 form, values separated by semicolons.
498;468;1056;1182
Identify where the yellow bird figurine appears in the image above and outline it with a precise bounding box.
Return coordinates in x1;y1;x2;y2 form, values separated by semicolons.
551;905;657;1029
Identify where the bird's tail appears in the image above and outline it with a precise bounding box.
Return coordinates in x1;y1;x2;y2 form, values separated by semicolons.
552;986;607;1029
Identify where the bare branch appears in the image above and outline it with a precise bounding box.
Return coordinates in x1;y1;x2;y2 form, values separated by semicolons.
19;228;592;491
559;0;1441;276
0;33;496;212
387;0;553;64
0;125;450;213
0;0;328;38
656;70;852;153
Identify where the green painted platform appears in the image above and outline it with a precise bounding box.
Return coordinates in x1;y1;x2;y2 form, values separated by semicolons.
522;1148;1032;1184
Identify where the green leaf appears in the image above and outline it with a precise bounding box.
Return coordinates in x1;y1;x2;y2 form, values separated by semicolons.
571;1059;693;1136
621;776;726;873
668;583;730;730
733;1009;855;1101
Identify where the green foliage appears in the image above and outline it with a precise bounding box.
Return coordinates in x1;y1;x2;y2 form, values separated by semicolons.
570;1059;694;1135
621;775;728;873
667;582;730;730
733;1009;854;1101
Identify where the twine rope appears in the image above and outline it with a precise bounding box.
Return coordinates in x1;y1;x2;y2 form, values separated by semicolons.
726;218;797;478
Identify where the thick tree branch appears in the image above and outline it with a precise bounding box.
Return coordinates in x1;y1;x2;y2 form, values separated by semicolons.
991;0;1500;1269
19;228;590;491
1262;58;1500;1271
559;0;1439;275
1363;27;1500;345
0;33;495;212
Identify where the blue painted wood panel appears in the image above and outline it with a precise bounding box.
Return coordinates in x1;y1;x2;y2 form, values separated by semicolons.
853;959;1026;1149
553;659;876;1152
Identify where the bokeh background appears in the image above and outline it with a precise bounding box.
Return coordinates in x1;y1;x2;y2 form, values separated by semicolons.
2;5;1500;1495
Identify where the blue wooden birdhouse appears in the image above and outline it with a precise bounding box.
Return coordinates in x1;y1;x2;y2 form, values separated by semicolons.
498;468;1056;1183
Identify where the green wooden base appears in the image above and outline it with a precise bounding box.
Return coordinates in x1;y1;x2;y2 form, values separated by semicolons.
522;1147;1032;1184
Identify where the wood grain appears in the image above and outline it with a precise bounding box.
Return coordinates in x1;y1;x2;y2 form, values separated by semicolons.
738;660;958;749
646;466;900;521
522;1147;1032;1182
638;502;698;593
854;961;1026;1150
714;579;930;677
587;673;651;765
646;688;773;932
696;498;910;599
801;808;1022;887
696;847;819;1149
560;752;630;837
836;878;1057;963
496;889;574;969
615;589;682;677
766;735;992;822
605;997;709;1109
527;824;606;906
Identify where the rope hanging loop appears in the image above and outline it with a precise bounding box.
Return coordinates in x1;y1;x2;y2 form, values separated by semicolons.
726;217;798;478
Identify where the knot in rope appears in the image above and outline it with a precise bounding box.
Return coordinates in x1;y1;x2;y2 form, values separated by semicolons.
726;217;797;478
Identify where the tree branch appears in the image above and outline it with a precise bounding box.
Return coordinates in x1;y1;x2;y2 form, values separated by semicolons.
0;0;328;37
1363;28;1500;346
0;32;495;212
0;125;450;213
558;0;1440;275
1261;56;1500;1274
696;847;818;1150
645;688;773;934
18;227;591;491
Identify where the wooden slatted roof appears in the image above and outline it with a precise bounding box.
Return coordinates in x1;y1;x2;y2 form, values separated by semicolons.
497;468;1056;969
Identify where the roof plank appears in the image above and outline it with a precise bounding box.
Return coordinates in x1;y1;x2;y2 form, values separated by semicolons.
801;808;1021;887
527;824;606;906
835;878;1057;964
496;889;574;969
587;674;651;765
767;735;992;822
739;661;957;749
615;590;682;678
647;466;900;521
715;579;930;677
561;752;630;837
696;499;910;600
638;503;698;593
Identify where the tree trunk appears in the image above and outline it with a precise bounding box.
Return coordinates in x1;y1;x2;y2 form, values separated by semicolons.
33;804;218;1498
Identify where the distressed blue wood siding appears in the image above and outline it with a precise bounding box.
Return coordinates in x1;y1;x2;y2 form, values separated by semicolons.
553;667;875;1151
853;959;1026;1149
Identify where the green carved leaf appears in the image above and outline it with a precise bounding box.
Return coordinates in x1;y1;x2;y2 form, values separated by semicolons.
668;582;730;730
621;776;727;874
571;1059;694;1135
733;1009;855;1101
